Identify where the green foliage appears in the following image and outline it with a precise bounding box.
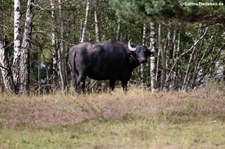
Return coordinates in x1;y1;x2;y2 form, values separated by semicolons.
109;0;225;23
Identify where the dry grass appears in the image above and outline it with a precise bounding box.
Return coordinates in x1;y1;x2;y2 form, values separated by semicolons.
0;85;225;148
0;86;225;126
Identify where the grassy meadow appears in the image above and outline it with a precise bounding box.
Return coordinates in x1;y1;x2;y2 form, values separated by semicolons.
0;86;225;149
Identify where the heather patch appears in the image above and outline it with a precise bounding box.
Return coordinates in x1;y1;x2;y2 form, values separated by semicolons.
0;89;225;148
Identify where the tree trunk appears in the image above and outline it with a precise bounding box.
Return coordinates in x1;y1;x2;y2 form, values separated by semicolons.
171;29;176;89
0;39;15;93
174;31;180;89
165;30;171;89
149;21;156;92
12;0;21;92
19;0;33;95
140;21;146;86
0;71;3;92
58;0;66;93
80;0;90;43
116;21;121;40
50;0;59;88
158;24;166;91
155;24;160;87
94;0;100;42
223;64;225;82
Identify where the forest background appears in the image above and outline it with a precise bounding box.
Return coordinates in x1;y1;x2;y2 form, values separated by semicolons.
0;0;224;95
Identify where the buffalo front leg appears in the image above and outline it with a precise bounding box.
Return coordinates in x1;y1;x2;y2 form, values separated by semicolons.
109;80;116;91
121;80;128;94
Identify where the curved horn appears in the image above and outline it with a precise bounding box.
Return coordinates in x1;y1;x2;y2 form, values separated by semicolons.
128;40;136;52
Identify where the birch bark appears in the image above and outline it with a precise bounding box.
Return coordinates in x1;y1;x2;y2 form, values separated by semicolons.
140;21;146;86
58;0;66;93
149;21;155;92
116;21;121;40
80;0;90;43
19;0;33;94
165;30;171;89
94;0;100;42
50;0;59;88
13;0;21;92
0;40;15;93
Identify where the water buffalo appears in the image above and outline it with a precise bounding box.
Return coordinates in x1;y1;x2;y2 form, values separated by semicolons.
69;40;153;93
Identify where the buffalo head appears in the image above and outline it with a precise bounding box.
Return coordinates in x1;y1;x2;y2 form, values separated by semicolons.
128;40;153;63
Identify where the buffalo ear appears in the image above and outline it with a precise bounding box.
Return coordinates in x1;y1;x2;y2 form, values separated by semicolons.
147;47;157;56
150;51;154;56
147;50;154;56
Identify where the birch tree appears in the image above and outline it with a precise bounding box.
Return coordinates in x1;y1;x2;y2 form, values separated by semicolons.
149;21;156;92
19;0;34;94
12;0;21;92
50;0;59;88
0;39;15;93
94;0;100;42
0;0;33;94
140;21;146;86
173;30;180;89
116;21;121;40
58;0;66;93
158;24;166;90
165;30;171;89
80;0;90;43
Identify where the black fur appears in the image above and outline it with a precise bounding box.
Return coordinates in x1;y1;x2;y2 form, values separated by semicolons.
69;40;152;93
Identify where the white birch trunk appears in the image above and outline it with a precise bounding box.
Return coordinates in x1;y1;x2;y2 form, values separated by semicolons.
80;0;90;43
140;21;146;86
50;0;58;88
116;21;121;40
171;29;176;89
13;0;21;91
94;0;100;42
58;0;66;93
19;0;33;94
150;22;156;92
165;30;171;89
0;39;15;93
174;31;180;89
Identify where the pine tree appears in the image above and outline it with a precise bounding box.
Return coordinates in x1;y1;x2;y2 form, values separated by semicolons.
109;0;225;28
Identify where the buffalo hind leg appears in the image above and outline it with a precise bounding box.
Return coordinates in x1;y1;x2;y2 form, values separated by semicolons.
77;74;86;93
72;71;79;93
